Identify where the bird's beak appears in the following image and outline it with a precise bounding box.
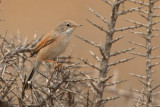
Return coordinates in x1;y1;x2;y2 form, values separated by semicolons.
73;24;82;28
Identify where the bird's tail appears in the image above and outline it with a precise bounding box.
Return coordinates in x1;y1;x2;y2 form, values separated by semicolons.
27;67;36;83
22;67;36;99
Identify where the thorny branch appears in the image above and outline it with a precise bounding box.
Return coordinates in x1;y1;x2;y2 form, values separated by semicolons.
0;32;92;107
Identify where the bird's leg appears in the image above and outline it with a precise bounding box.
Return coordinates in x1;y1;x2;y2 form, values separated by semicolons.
55;63;64;71
46;59;64;71
45;59;63;88
54;58;64;71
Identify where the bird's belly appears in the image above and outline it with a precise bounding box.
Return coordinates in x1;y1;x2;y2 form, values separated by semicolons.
38;39;69;60
48;44;66;58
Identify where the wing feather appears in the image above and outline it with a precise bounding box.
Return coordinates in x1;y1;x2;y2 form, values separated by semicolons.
30;32;56;57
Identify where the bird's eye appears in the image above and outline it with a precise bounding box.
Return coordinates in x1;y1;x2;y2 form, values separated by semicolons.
66;23;70;27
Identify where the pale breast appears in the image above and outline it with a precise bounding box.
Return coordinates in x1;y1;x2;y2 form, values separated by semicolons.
37;35;71;60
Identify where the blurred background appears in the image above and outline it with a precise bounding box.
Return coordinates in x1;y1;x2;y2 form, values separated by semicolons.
0;0;160;106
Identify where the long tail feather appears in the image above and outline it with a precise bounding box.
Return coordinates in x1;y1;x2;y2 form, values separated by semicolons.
27;67;35;82
22;67;36;99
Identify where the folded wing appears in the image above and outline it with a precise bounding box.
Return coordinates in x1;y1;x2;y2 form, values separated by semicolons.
30;32;57;57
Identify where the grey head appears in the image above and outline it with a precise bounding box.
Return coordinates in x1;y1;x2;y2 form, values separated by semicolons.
54;20;82;36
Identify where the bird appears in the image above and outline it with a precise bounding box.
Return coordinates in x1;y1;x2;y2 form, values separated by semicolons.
22;20;81;98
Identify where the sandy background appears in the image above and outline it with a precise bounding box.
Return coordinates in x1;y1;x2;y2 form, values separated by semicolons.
0;0;160;106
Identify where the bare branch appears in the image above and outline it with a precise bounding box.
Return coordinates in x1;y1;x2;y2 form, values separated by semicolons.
108;57;134;66
129;73;146;79
87;6;109;25
115;25;142;32
90;51;101;62
129;52;146;57
74;35;101;48
105;80;127;87
87;19;108;33
151;84;160;92
110;36;124;44
126;19;147;27
129;41;146;48
130;0;149;6
110;48;134;57
117;6;143;16
102;0;112;6
79;58;101;71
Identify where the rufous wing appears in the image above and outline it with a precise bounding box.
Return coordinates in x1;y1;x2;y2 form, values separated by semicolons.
30;32;57;57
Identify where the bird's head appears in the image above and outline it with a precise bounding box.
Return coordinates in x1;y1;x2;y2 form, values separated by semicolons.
55;20;82;35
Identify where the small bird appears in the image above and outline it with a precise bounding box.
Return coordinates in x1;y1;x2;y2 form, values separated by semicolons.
22;20;81;98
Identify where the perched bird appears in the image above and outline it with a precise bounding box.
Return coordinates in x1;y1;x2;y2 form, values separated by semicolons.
22;20;81;98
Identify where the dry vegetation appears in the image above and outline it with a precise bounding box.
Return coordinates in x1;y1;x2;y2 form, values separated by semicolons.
0;0;160;107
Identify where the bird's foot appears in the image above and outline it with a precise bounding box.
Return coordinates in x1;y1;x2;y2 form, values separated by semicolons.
55;63;64;71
